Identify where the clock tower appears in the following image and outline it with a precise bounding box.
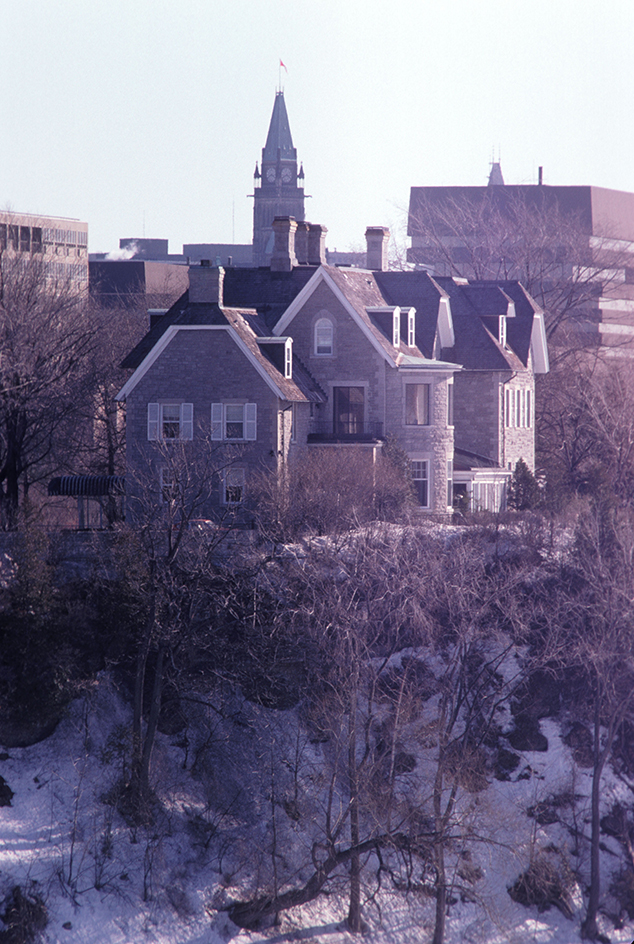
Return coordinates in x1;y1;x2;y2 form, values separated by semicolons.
253;91;305;266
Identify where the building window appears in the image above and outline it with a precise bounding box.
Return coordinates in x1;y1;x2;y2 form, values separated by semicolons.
211;403;257;441
447;382;454;426
147;402;193;441
408;310;416;348
447;459;453;507
411;460;429;508
314;317;333;355
505;388;532;428
223;468;246;504
160;467;180;503
405;383;430;426
285;340;292;379
333;386;364;435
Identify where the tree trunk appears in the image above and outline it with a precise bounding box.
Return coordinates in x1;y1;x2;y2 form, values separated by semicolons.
581;692;602;941
347;679;362;932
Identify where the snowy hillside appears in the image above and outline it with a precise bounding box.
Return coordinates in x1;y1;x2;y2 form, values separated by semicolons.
2;672;634;944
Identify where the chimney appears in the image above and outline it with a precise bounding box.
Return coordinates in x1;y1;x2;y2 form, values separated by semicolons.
294;221;310;265
307;223;328;266
538;166;543;186
188;261;224;305
270;217;298;272
365;227;390;271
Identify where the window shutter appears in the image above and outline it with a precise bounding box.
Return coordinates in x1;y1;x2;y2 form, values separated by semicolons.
147;402;159;440
245;402;257;440
181;403;193;440
211;403;223;441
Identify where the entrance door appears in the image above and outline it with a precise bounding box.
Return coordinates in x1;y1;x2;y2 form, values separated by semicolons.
333;386;364;436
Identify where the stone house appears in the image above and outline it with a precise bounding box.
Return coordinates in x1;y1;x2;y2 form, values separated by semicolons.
117;219;548;517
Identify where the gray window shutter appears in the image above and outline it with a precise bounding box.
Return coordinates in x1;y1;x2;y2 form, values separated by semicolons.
245;403;257;440
211;403;223;441
181;403;193;440
147;402;159;440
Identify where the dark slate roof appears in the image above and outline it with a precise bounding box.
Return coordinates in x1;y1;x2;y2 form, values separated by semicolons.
222;266;317;329
262;91;296;163
434;277;527;371
454;449;504;471
326;267;434;365
374;269;448;359
121;292;323;404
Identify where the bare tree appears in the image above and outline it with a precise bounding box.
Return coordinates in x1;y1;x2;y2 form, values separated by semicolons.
408;189;632;346
0;247;94;528
227;525;540;940
116;436;242;819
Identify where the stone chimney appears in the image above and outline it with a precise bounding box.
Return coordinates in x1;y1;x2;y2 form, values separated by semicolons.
294;221;310;265
270;217;298;272
307;223;328;266
189;260;224;305
365;227;390;271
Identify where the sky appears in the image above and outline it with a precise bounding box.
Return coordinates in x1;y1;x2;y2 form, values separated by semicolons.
2;0;633;256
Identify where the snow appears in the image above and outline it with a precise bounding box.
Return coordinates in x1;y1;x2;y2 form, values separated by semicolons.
1;675;634;943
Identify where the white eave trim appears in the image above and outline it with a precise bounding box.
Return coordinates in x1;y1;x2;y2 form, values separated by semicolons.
530;312;550;374
116;324;291;401
273;266;398;365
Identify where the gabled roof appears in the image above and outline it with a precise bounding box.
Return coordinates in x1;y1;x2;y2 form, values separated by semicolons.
262;91;297;163
434;277;536;371
117;294;324;404
275;266;457;372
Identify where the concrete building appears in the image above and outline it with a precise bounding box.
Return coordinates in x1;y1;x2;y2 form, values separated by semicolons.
0;210;88;288
408;177;634;349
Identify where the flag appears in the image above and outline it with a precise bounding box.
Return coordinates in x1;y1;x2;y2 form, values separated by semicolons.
280;59;287;72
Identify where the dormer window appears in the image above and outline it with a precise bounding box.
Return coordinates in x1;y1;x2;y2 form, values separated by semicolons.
315;317;333;355
392;310;400;348
408;310;416;348
285;338;292;378
499;315;507;347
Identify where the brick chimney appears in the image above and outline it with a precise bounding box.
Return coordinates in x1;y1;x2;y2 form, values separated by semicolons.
189;260;224;305
270;217;298;272
294;220;310;265
365;226;390;271
307;223;327;266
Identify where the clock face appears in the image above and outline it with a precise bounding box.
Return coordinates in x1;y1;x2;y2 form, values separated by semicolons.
266;167;276;183
281;167;292;183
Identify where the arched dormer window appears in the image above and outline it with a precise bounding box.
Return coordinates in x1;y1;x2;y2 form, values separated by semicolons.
314;316;333;355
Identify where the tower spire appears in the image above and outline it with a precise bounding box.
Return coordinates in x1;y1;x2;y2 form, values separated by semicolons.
253;90;305;266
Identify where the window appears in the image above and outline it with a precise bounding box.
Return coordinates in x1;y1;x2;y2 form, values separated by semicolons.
160;466;180;503
408;310;416;348
223;468;245;504
499;315;507;347
447;382;454;426
211;403;257;441
411;460;429;508
505;388;532;428
285;340;292;379
314;317;333;355
333;386;364;435
147;402;193;441
447;459;453;507
405;384;430;426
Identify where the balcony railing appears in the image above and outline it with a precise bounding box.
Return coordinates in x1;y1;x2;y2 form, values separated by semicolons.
307;421;384;444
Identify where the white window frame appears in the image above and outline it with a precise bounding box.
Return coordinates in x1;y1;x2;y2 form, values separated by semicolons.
405;383;431;427
314;316;334;356
222;467;246;505
411;458;430;509
211;402;257;441
147;402;193;441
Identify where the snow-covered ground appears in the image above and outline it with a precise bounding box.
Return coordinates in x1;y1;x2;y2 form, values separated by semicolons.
1;674;633;943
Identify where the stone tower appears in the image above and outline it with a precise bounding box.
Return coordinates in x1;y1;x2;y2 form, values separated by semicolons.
253;91;305;266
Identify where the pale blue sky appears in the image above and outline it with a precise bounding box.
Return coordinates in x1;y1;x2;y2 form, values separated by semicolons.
2;0;633;254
